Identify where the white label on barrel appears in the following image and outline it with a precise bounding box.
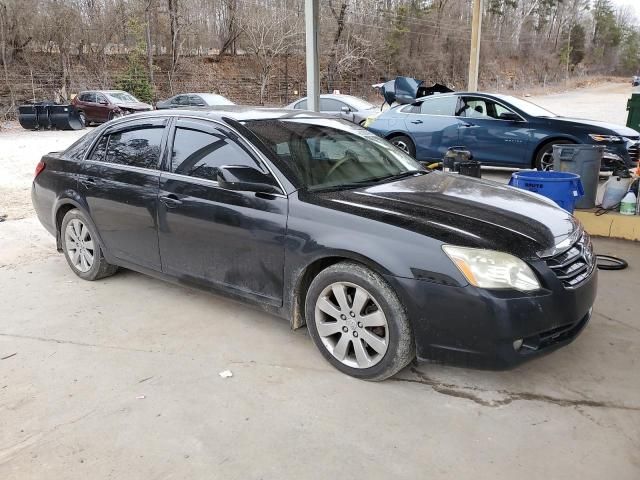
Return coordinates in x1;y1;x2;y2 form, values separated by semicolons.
573;191;578;197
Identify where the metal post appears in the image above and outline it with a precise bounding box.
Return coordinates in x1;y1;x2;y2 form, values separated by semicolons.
305;0;320;111
467;0;483;92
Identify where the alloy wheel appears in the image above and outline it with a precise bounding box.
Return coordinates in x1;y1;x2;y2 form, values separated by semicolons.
314;281;389;369
64;219;95;273
393;140;410;154
540;150;554;171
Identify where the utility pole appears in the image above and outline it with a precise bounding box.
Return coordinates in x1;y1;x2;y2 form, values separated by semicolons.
305;0;320;111
467;0;483;92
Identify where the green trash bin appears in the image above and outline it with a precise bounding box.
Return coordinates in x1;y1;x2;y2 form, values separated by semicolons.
626;93;640;131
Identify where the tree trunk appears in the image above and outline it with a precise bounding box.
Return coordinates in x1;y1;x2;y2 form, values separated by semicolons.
145;3;154;85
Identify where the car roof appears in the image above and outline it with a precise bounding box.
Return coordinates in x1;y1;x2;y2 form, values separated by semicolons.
109;106;331;123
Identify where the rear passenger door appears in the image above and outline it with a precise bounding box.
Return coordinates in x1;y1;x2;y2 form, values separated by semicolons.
402;95;461;162
157;118;287;305
79;118;168;270
320;98;351;121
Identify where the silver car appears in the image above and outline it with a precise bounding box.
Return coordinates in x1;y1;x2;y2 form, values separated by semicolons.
286;94;380;125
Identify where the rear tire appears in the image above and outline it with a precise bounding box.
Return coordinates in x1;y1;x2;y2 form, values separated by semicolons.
534;139;574;171
305;261;415;381
389;134;416;158
61;209;118;281
77;111;87;128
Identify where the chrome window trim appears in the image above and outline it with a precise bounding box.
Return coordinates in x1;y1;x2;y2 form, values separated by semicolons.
159;170;287;198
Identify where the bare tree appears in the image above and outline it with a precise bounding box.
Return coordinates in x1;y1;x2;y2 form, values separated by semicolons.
239;9;302;104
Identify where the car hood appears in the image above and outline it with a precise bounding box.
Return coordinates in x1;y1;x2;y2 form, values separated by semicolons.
116;101;152;110
312;172;579;258
550;116;639;137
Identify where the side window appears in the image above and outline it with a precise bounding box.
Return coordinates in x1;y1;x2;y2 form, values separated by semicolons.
176;95;189;106
95;93;108;104
294;99;307;110
401;103;421;114
460;98;490;118
494;102;517;119
105;127;164;169
319;98;347;112
189;95;206;106
85;92;97;103
171;126;261;181
88;135;109;162
419;95;458;116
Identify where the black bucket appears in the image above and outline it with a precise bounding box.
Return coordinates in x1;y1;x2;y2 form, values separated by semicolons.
49;105;84;130
18;105;38;130
34;104;51;129
457;161;482;178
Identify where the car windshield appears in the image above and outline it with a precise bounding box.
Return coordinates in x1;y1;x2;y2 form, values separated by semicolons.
199;93;234;105
494;94;557;117
105;91;139;103
243;118;424;191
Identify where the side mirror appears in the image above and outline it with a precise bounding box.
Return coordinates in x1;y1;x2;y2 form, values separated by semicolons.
99;100;108;105
341;106;351;113
216;165;280;194
498;112;521;121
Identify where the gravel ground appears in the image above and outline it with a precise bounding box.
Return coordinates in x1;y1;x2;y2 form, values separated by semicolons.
0;127;89;220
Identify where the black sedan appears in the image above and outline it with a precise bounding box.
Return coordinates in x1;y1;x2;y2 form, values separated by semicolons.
31;108;597;380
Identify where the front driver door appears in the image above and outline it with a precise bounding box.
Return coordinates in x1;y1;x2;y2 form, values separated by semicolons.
158;118;287;305
456;96;529;166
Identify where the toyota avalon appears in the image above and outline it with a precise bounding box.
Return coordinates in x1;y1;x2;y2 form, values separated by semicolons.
31;108;597;380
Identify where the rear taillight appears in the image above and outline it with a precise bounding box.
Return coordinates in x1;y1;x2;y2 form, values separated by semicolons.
35;160;46;178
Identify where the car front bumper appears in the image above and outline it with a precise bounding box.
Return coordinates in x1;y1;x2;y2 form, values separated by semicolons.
385;266;597;369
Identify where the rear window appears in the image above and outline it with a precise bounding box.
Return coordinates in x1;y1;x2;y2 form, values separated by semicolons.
64;129;101;161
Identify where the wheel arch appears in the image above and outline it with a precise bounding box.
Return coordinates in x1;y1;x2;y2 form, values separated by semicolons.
289;252;393;330
531;135;579;168
53;198;105;255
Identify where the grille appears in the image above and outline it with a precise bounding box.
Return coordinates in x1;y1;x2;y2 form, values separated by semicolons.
545;231;595;289
628;142;640;163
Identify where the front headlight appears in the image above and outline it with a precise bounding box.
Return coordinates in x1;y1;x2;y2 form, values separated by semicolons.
442;245;540;292
589;134;622;142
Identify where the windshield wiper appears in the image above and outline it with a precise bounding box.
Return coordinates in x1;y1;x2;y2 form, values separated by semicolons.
309;182;375;193
360;170;426;184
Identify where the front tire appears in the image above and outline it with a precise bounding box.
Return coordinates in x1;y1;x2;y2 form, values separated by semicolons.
389;134;416;158
305;262;415;381
535;139;574;170
61;209;118;281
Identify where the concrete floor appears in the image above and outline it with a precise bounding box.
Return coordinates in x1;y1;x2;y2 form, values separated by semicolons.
0;218;639;479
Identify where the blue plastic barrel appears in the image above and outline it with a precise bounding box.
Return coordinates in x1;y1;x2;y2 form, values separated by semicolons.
508;171;584;213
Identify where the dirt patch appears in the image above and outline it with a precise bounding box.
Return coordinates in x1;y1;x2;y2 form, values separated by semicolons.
0;127;88;220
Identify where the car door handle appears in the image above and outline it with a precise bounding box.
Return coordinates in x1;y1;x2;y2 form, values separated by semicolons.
160;194;183;208
410;119;423;124
461;123;479;128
